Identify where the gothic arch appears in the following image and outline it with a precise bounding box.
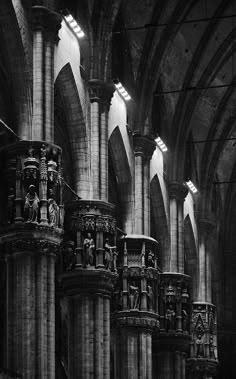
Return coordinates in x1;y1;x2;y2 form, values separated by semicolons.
108;126;132;233
55;63;89;199
150;174;169;270
184;214;198;299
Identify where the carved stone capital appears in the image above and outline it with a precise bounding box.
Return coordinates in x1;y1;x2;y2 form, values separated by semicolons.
32;6;62;39
133;135;156;161
89;79;115;108
168;181;188;201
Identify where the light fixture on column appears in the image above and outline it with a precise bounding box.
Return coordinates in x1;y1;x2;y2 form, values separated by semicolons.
186;180;198;193
155;137;168;152
63;13;85;38
113;79;131;101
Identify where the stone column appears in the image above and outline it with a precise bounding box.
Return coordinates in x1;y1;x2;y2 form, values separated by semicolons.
133;135;156;235
89;80;114;200
112;236;159;379
32;5;61;142
168;182;188;273
61;270;117;379
0;142;64;379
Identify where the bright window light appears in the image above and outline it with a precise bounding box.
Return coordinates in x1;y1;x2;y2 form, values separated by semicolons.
186;180;198;193
113;80;131;102
64;13;85;39
155;137;168;152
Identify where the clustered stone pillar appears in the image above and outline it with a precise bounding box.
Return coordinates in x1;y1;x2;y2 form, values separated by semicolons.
31;5;61;142
133;135;156;235
112;236;159;379
62;271;117;379
0;142;64;378
186;219;219;379
61;200;118;379
168;182;188;273
89;79;114;200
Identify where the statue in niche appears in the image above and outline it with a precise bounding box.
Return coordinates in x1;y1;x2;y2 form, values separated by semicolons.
83;233;95;266
182;308;189;331
196;334;204;358
147;285;154;311
165;304;176;331
147;250;154;267
63;241;75;270
129;282;140;309
7;187;15;223
209;336;215;359
104;238;115;270
48;188;59;226
24;184;39;222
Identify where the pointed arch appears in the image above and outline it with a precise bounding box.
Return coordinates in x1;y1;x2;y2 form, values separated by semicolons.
184;214;198;299
55;63;89;199
150;174;169;270
109;126;132;233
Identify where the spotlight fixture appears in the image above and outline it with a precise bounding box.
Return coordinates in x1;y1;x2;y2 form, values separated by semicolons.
155;137;168;152
186;180;198;194
113;79;131;101
64;13;85;39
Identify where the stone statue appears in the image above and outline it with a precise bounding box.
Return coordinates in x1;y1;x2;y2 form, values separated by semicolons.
147;250;154;267
196;334;204;357
83;233;95;266
209;336;215;359
48;189;59;226
147;285;154;311
129;282;140;309
24;184;39;222
182;308;189;331
7;187;15;223
165;304;176;331
104;238;115;270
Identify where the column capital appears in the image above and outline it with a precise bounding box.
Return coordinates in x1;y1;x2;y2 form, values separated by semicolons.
89;79;115;106
32;6;62;39
133;135;156;160
168;181;188;201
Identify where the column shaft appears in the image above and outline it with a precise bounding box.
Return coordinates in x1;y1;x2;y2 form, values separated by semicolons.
198;237;206;302
100;107;108;201
170;197;178;272
32;29;44;140
134;154;143;234
178;201;184;273
90;101;100;198
143;159;150;236
44;37;54;143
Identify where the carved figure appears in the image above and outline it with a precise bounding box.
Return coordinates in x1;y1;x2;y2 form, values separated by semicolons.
165;304;176;331
182;308;189;331
48;189;59;226
147;250;154;267
209;336;215;359
147;285;154;311
63;241;75;270
24;185;39;222
7;188;15;223
104;238;115;270
83;233;95;266
129;282;140;309
196;334;204;358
